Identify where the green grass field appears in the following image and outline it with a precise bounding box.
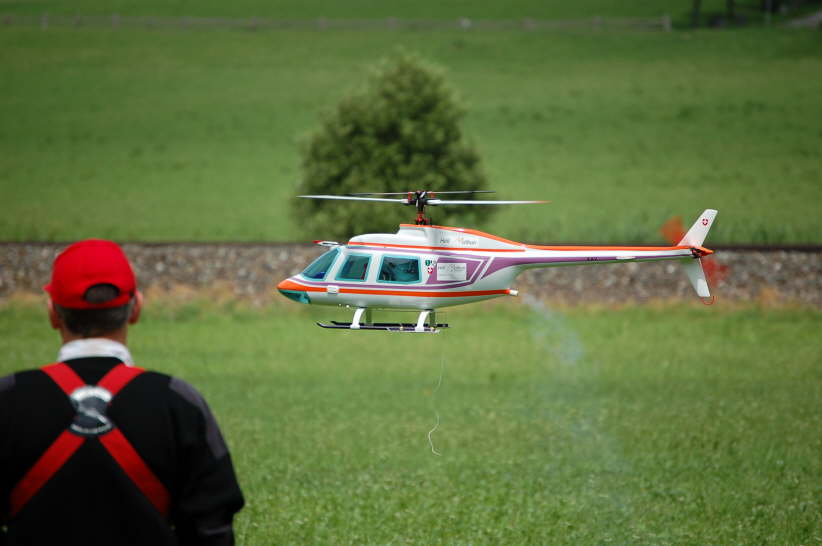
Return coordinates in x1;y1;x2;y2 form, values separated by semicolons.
0;0;739;23
2;300;819;543
1;26;821;245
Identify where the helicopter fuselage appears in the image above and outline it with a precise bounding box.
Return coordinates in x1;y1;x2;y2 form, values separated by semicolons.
277;223;710;312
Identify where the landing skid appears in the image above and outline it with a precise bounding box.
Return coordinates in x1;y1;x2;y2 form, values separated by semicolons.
318;308;446;333
317;321;448;333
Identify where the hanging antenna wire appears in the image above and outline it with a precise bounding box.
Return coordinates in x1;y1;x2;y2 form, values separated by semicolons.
427;351;445;456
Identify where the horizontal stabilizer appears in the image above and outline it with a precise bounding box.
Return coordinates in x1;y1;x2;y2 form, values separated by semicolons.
678;209;717;247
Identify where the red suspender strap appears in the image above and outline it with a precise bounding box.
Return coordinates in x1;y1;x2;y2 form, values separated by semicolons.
9;430;84;517
99;428;171;516
96;364;171;517
9;362;171;519
42;362;85;395
10;363;85;516
97;363;144;396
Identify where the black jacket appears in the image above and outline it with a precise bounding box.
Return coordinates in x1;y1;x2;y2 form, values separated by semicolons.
0;357;244;546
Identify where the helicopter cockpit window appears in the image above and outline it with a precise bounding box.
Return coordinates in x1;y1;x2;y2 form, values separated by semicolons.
302;248;339;280
336;254;371;281
378;256;420;284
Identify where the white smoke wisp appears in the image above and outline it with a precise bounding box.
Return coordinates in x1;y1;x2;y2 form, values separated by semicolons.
522;294;585;366
522;294;637;517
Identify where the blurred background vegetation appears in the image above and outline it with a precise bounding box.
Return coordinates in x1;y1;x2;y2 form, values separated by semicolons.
1;1;821;244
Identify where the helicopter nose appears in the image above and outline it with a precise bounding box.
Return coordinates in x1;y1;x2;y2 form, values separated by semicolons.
277;278;311;304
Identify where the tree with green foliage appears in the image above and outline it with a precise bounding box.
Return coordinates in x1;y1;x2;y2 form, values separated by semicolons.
293;52;490;240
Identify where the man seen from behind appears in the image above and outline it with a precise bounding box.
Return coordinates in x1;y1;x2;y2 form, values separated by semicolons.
0;239;244;545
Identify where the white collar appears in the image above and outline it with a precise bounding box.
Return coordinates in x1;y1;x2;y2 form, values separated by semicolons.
58;338;134;366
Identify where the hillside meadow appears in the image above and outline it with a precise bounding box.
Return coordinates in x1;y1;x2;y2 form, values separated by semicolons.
1;26;820;244
1;300;819;543
0;0;741;23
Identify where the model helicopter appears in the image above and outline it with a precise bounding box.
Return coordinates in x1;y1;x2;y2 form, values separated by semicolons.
277;190;718;333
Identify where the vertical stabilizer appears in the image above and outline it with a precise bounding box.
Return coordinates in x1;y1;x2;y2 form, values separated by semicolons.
678;209;717;247
682;259;711;298
678;209;718;299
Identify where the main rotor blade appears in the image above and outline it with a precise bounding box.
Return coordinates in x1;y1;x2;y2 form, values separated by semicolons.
428;190;496;195
348;190;496;196
427;199;549;205
299;195;409;204
348;192;409;196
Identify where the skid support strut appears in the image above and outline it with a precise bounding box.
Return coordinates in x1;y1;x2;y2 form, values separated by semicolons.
415;310;435;333
350;307;372;330
317;308;447;333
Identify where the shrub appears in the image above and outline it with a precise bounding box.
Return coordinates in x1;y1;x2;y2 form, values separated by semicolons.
293;52;490;240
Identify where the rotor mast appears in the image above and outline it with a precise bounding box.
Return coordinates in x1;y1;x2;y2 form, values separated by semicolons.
409;190;433;225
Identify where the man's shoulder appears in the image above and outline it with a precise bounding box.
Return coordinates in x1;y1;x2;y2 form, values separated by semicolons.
136;368;173;385
0;371;16;393
165;376;217;421
0;368;66;415
0;367;55;393
124;369;195;403
163;375;229;460
139;372;214;417
1;366;198;397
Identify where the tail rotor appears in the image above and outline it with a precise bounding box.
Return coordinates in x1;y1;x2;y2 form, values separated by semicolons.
660;212;726;304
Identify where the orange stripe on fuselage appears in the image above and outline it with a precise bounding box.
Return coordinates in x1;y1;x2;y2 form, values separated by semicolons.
524;244;692;251
338;287;508;298
278;279;325;292
279;278;506;298
355;240;693;253
387;225;695;253
348;241;521;253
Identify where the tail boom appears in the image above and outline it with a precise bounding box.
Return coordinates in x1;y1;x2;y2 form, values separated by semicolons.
503;209;719;300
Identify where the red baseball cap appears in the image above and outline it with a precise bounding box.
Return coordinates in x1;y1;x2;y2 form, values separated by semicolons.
44;239;137;309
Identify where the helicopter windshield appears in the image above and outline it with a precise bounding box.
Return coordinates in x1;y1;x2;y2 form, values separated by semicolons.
302;248;339;280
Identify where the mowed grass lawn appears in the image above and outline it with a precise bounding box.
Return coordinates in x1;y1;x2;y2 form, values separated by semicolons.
1;300;819;544
1;27;821;244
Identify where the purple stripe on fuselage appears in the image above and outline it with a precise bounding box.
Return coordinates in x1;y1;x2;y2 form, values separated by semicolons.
481;254;685;279
481;256;582;278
